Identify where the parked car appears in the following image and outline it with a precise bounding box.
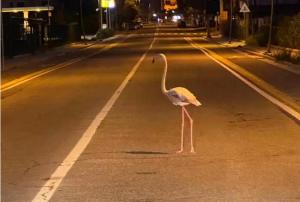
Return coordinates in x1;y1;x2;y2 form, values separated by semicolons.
128;22;139;30
128;21;143;30
137;22;143;28
177;20;187;28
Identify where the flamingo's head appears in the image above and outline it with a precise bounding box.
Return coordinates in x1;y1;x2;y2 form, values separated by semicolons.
152;53;167;64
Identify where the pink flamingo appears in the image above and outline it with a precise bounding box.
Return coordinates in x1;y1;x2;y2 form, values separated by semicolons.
157;53;202;153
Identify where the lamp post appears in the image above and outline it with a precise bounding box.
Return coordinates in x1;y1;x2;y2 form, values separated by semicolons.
98;0;103;30
79;0;86;41
205;0;211;38
47;0;51;41
267;0;274;53
229;0;233;43
47;0;51;26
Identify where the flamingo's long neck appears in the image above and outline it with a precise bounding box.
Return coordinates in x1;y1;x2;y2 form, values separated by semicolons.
161;55;168;94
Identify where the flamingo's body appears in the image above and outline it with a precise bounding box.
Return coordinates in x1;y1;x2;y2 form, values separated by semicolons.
166;87;201;107
158;53;202;153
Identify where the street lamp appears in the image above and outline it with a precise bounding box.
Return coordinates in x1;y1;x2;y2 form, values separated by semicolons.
229;0;233;43
267;0;274;53
47;0;51;41
98;0;103;30
79;0;86;41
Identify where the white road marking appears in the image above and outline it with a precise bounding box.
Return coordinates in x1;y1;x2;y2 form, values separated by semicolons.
210;38;300;75
186;37;300;121
1;35;133;92
32;34;156;202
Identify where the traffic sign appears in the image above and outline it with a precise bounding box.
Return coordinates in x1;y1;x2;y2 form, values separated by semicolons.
240;2;250;13
101;0;115;8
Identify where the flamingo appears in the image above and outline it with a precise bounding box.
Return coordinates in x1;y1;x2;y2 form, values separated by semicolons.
154;53;202;153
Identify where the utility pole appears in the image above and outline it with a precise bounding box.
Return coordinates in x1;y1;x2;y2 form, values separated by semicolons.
267;0;274;53
205;0;211;38
106;8;109;29
47;0;51;40
98;0;103;30
79;0;86;41
229;0;233;43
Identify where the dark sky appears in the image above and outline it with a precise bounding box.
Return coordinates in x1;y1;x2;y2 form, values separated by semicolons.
60;0;219;15
146;0;219;13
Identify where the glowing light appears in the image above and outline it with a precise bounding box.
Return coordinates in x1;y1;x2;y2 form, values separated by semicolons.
153;13;157;17
172;15;181;22
101;0;115;8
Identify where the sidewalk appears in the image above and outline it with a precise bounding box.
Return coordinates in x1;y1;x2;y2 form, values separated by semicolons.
1;34;127;84
2;41;96;72
209;35;300;75
201;34;300;109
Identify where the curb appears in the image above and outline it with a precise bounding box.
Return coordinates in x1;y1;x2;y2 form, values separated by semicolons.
2;34;127;72
186;37;300;121
239;46;300;75
207;37;300;75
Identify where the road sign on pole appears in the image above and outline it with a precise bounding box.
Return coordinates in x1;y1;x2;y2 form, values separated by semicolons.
240;2;250;39
240;2;250;13
101;0;115;8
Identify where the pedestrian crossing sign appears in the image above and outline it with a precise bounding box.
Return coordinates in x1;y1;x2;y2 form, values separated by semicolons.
240;2;250;13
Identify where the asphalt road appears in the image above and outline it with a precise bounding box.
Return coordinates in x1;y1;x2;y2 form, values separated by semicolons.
2;24;300;202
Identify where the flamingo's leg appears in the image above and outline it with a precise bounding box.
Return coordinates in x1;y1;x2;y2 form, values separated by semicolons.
183;107;195;153
177;107;184;153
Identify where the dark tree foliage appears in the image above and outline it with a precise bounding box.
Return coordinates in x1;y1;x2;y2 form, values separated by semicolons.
177;0;219;14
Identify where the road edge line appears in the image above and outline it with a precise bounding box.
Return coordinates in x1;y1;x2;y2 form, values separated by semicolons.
206;37;300;75
31;35;156;202
185;37;300;121
1;35;134;93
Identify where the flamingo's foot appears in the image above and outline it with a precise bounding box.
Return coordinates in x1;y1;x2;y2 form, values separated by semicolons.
176;149;183;154
190;148;196;153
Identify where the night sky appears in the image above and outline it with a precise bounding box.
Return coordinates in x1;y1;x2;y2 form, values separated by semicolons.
60;0;219;15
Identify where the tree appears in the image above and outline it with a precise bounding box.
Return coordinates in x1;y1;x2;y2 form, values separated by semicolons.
120;0;139;23
277;12;300;48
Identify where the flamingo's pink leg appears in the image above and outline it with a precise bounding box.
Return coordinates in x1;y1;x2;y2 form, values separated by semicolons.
183;107;195;153
177;107;185;153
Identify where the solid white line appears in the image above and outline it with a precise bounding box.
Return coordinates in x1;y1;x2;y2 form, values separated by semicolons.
213;39;300;75
31;35;156;202
186;38;300;121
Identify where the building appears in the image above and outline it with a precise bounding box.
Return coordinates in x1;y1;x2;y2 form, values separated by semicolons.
163;0;178;11
2;0;54;32
2;0;56;56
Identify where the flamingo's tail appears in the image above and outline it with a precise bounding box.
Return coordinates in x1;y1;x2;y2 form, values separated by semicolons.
192;99;202;106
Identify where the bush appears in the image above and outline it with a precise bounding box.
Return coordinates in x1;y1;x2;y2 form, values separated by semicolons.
277;12;300;49
246;25;269;47
96;29;115;40
274;50;291;61
245;35;258;46
274;50;300;64
220;20;243;39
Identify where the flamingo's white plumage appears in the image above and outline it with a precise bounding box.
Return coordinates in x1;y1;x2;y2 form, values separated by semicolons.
158;53;202;153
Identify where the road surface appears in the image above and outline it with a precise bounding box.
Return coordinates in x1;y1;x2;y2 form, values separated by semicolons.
2;24;300;201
